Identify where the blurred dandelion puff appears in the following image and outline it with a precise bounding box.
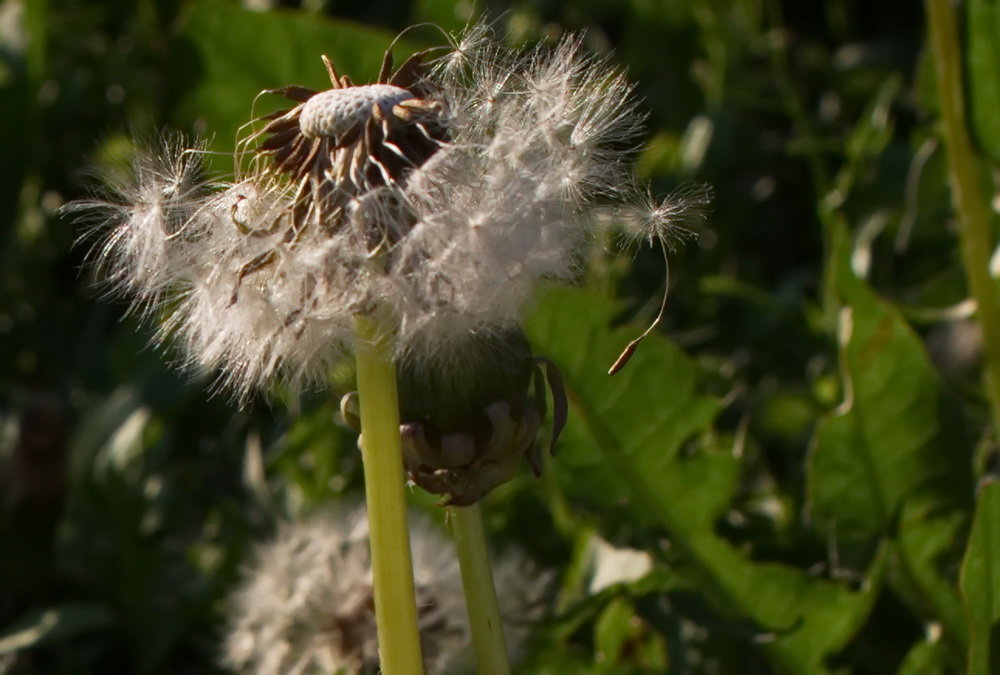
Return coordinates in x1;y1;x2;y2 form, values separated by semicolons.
222;505;548;674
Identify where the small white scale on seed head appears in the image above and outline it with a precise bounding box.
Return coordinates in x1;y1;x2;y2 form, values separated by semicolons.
299;84;415;139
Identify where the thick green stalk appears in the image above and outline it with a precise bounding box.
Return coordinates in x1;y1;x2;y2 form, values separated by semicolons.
353;315;423;674
925;0;1000;436
448;504;511;675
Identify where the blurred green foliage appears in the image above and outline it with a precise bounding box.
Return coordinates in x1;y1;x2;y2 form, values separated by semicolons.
2;0;999;672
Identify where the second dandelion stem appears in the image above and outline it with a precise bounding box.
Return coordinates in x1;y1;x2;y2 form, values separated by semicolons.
449;503;511;675
354;315;424;675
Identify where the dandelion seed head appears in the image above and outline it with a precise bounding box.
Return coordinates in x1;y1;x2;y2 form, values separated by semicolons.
66;22;707;398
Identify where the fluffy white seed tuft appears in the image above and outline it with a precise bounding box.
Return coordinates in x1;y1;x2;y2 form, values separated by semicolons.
66;136;212;315
617;183;714;248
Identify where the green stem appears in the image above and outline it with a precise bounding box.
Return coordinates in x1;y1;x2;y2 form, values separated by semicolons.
925;0;1000;437
448;504;511;675
353;315;423;675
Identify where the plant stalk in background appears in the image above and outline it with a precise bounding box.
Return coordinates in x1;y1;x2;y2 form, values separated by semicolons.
926;0;1000;434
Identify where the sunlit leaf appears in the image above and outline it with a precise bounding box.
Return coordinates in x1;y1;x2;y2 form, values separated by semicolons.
527;287;723;528
528;286;880;671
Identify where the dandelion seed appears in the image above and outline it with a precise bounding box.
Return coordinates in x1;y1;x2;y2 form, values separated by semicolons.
608;184;712;375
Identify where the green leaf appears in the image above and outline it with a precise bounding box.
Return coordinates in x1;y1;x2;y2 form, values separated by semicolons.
889;497;968;659
527;286;723;530
274;399;359;505
808;223;969;541
595;597;639;665
843;76;902;172
170;2;401;154
0;604;114;654
966;0;1000;162
593;596;668;672
896;635;954;675
527;286;880;672
961;481;1000;675
69;385;145;480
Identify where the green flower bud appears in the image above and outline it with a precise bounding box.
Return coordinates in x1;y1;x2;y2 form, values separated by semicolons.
395;330;566;505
